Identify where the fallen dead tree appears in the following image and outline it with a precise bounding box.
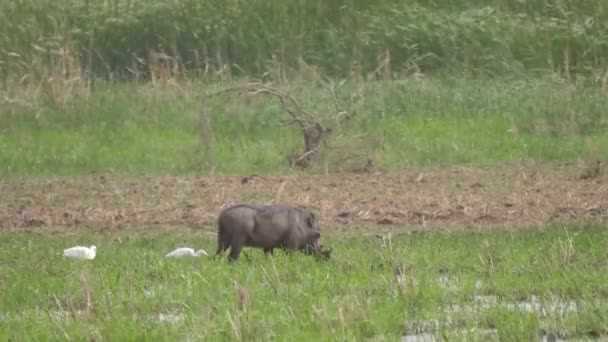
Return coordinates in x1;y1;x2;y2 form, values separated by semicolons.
202;80;351;169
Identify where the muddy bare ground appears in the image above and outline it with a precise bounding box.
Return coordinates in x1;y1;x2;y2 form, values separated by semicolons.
1;162;606;233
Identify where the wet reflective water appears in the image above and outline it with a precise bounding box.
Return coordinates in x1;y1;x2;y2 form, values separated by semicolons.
400;276;591;341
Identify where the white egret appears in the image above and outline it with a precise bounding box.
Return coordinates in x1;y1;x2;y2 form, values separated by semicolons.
165;247;208;258
63;245;97;260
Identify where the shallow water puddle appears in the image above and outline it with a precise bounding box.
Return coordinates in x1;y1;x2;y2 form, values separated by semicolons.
402;330;569;342
434;277;581;316
400;287;588;342
402;328;499;342
446;294;580;316
0;310;186;325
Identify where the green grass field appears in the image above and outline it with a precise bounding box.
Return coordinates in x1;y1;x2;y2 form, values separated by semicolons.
1;224;606;340
2;76;607;178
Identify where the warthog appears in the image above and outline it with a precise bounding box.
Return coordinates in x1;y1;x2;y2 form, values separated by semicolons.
215;203;332;261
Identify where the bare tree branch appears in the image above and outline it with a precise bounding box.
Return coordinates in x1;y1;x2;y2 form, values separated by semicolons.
290;142;322;168
210;80;353;169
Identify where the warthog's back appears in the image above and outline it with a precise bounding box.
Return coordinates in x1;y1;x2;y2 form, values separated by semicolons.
219;204;306;224
217;204;259;230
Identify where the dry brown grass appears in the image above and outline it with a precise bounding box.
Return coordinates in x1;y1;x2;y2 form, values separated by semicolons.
1;42;90;111
1;163;607;234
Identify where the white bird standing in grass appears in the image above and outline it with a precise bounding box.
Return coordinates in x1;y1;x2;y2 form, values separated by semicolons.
165;247;208;258
63;245;97;260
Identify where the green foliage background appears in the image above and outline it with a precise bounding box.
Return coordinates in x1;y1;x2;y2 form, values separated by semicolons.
1;0;607;79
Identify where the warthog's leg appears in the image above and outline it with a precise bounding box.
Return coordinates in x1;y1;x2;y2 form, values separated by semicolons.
263;248;274;256
281;236;299;251
228;235;247;262
216;240;229;257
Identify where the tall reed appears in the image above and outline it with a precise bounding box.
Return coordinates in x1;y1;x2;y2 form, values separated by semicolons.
1;0;606;82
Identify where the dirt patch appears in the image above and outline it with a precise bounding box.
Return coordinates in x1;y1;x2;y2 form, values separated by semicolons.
1;163;607;233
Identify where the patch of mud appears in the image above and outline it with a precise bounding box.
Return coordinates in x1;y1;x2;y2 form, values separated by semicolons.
1;163;607;232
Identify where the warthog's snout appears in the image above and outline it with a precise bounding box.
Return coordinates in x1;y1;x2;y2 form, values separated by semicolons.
314;246;332;259
304;241;332;259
